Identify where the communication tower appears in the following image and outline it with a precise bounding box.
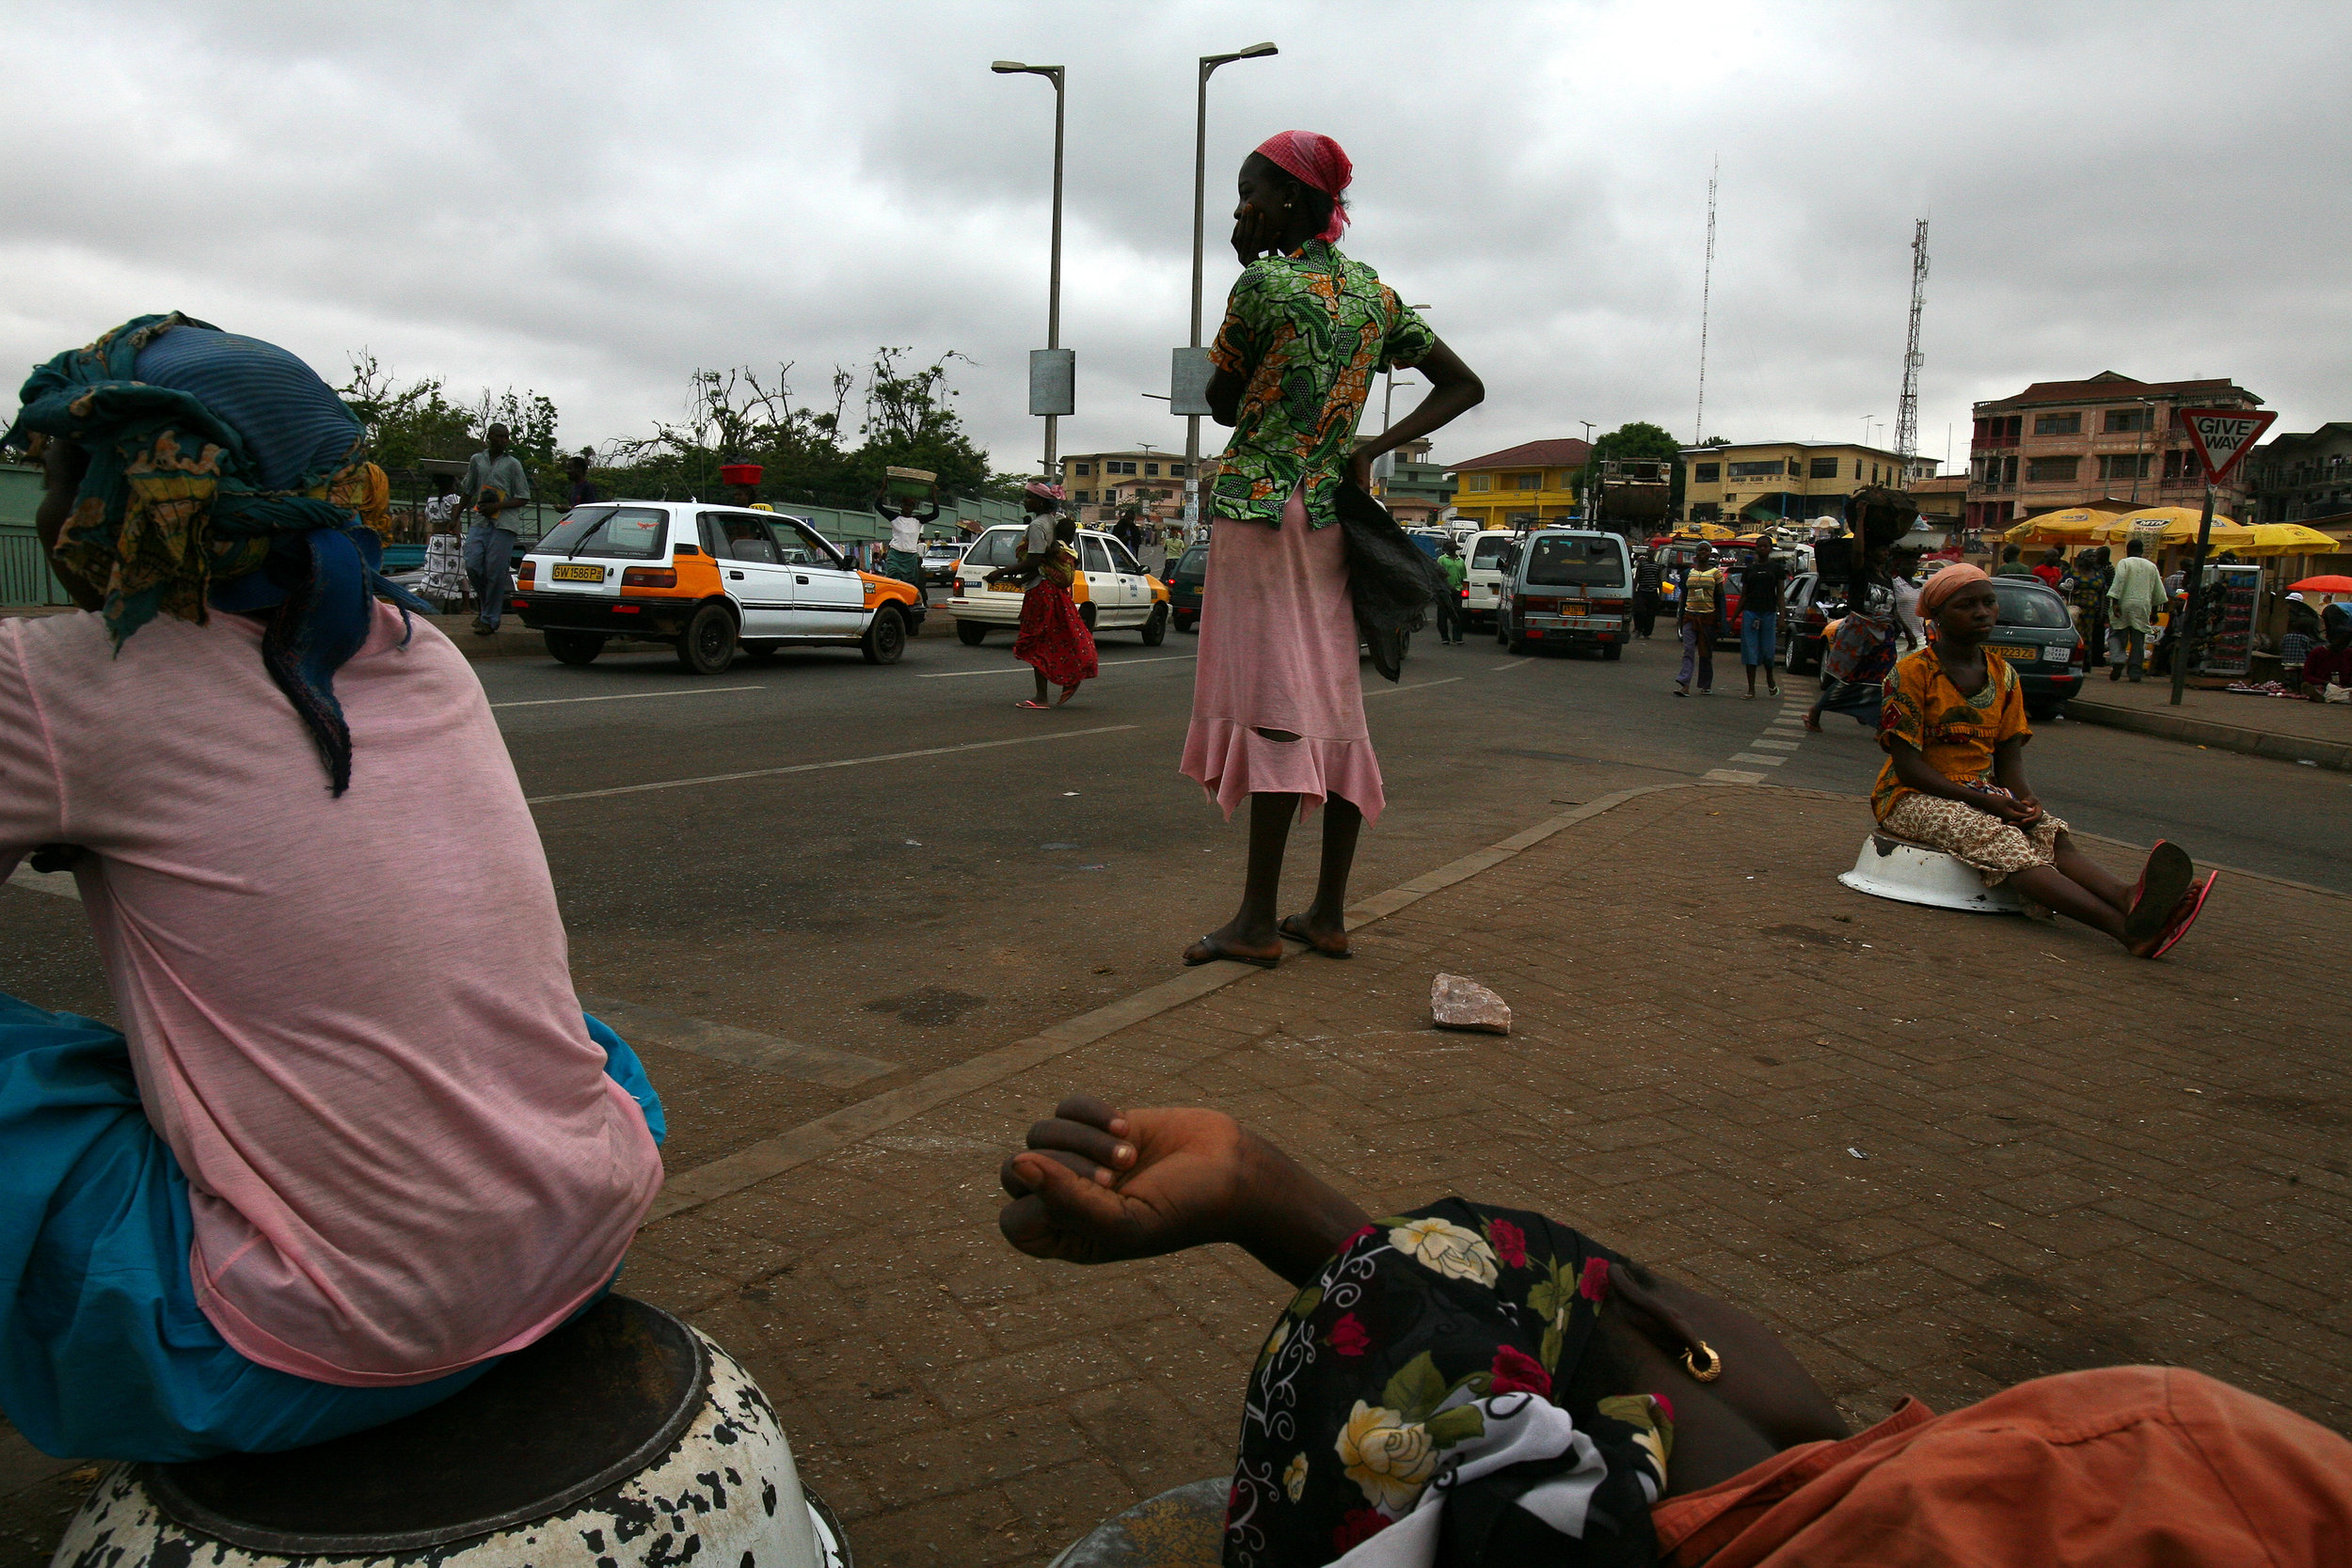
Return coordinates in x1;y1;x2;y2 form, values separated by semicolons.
1894;218;1929;463
1693;158;1718;445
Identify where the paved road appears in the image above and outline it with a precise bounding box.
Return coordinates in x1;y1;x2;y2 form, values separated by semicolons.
9;615;2347;1178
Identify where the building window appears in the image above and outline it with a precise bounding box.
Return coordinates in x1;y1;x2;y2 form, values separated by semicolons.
1106;461;1136;475
2099;454;2150;482
1727;460;1785;478
2034;413;2082;436
1073;463;1092;475
1693;463;1720;483
1145;463;1159;476
1808;457;1839;479
2026;456;2079;484
2164;450;2197;482
1692;502;1722;522
1169;464;1186;478
1467;474;1491;491
1516;473;1541;490
2104;408;2153;434
1073;490;1090;502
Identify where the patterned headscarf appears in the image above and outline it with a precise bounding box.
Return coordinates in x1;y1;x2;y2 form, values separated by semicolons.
1226;1200;1668;1566
1025;480;1066;504
3;313;431;794
1254;131;1354;242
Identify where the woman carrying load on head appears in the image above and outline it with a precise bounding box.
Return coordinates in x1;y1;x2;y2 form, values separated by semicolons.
874;485;940;595
1180;130;1485;970
1875;563;2217;958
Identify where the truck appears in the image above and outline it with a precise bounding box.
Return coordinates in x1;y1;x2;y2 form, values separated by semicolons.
1592;459;1673;538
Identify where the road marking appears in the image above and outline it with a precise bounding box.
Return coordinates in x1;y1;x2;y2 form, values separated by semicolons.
5;864;79;899
1748;738;1799;751
1729;752;1788;766
918;656;1195;679
1493;660;1531;673
491;685;765;709
1363;676;1465;698
578;993;895;1088
1704;768;1766;784
525;724;1139;804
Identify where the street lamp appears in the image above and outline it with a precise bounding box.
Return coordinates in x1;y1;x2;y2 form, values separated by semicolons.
993;59;1068;480
1579;420;1597;526
2128;395;2158;505
1183;41;1279;527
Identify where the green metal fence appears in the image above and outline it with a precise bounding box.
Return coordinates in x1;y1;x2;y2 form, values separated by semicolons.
0;465;69;607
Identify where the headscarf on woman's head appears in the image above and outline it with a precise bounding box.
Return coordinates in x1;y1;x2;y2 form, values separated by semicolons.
1025;480;1065;505
1253;130;1354;242
1917;562;1990;616
2;313;432;794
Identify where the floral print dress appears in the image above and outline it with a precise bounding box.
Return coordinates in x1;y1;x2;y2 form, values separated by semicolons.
1224;1199;1672;1567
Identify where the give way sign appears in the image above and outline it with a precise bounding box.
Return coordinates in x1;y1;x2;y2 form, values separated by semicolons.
2178;406;2279;483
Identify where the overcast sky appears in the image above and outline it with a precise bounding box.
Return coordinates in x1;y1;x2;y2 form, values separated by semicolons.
4;0;2346;478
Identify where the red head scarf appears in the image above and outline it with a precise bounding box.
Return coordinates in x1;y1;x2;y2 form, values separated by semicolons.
1025;480;1065;503
1253;131;1353;243
1917;562;1990;616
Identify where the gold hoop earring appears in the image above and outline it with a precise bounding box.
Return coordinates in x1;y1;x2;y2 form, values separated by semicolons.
1681;1340;1722;1383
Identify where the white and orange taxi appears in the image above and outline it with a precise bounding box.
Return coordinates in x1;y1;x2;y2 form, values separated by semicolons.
945;524;1170;647
511;502;925;673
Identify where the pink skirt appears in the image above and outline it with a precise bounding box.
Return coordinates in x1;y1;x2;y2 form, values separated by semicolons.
1180;491;1385;823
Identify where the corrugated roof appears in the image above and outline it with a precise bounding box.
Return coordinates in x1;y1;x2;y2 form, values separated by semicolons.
1450;438;1592;470
1975;372;2259;411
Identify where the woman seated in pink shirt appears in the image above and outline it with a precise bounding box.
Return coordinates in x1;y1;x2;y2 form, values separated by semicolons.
0;316;665;1460
1001;1095;2352;1565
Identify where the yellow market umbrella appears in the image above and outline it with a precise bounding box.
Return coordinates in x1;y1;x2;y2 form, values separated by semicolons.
2004;508;2110;546
2090;506;2251;549
2237;523;2341;556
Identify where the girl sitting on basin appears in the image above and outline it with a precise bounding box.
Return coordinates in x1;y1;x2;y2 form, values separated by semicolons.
1874;563;2214;958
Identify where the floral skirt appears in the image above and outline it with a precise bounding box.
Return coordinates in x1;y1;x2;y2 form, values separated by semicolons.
1882;792;2070;885
1014;579;1098;689
1224;1199;1666;1568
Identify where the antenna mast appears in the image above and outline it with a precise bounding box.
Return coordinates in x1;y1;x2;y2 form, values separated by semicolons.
1895;217;1929;463
1694;157;1717;445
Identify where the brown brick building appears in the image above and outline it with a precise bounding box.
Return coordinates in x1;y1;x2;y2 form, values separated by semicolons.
1964;372;2264;535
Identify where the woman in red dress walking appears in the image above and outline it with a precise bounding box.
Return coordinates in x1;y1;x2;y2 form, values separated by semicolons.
997;515;1098;708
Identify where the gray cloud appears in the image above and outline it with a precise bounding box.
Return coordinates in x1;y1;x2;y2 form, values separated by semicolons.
3;0;2345;479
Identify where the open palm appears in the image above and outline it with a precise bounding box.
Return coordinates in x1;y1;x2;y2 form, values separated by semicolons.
998;1102;1252;1266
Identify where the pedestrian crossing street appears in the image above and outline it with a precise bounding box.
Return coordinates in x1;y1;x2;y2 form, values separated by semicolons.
1705;692;1815;784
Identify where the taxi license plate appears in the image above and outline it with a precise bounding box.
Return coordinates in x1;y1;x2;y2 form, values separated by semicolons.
991;581;1023;593
552;563;605;582
1992;643;2037;661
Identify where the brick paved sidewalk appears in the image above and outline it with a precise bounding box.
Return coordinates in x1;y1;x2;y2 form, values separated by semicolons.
2068;665;2352;769
8;784;2342;1566
612;784;2348;1567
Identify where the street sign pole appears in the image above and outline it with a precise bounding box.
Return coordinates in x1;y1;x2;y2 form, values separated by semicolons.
2168;406;2279;706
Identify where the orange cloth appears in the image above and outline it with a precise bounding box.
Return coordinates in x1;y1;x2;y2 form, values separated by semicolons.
1652;1367;2352;1567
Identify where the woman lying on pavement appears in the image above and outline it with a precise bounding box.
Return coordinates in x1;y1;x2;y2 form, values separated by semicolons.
1874;563;2216;958
0;316;664;1461
1000;1095;2352;1566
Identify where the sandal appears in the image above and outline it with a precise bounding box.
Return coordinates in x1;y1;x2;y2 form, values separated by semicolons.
1183;933;1280;970
2124;840;2194;943
1015;699;1050;709
1278;913;1352;959
2134;872;2217;959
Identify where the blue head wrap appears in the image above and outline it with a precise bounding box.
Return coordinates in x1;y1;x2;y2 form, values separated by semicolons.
2;313;433;794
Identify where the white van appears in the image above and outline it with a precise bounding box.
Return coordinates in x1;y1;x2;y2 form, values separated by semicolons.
1462;531;1518;626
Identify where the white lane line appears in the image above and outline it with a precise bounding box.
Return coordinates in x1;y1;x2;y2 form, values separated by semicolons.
918;656;1195;679
1729;752;1788;766
525;724;1139;805
1705;768;1766;784
5;864;80;899
1363;676;1466;698
492;685;765;709
1748;738;1799;751
1492;660;1531;673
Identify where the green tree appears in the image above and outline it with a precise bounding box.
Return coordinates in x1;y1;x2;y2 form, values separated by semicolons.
340;354;564;493
1581;420;1692;512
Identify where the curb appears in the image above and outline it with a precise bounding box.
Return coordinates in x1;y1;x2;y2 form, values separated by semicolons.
2063;692;2352;773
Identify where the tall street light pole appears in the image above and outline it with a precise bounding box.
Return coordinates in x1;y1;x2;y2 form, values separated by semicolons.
993;60;1067;479
1185;41;1278;529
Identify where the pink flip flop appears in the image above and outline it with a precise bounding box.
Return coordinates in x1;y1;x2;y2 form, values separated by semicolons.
2143;872;2218;959
1015;699;1049;709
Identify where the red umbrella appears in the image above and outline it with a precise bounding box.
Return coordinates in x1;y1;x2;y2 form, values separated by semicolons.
2288;575;2352;593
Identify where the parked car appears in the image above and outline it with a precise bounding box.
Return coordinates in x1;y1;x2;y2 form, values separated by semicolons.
510;501;924;673
1783;572;1830;675
1462;531;1517;626
1494;530;1633;658
1982;575;2086;719
1168;541;1208;631
920;540;965;586
946;524;1171;645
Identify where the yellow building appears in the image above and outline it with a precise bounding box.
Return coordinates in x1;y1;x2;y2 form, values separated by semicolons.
1446;438;1593;531
1678;441;1928;526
